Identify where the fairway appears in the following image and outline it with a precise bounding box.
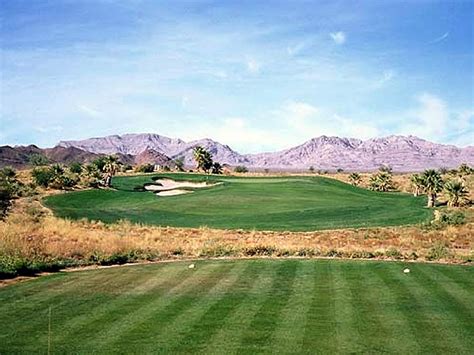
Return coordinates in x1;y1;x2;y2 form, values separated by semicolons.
1;259;472;354
44;174;432;231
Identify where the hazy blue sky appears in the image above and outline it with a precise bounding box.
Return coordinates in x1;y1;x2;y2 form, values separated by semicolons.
1;0;473;152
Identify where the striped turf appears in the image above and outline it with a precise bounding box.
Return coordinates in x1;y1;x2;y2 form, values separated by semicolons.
0;260;472;354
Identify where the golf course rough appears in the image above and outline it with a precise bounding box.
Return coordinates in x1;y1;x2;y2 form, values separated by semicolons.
44;174;432;231
0;259;472;354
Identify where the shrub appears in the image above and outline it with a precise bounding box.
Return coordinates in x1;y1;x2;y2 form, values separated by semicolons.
69;162;83;174
426;242;450;261
234;166;248;173
31;167;54;187
385;247;402;259
425;210;467;230
136;164;155;173
0;188;12;220
199;245;237;257
28;153;49;166
244;245;276;256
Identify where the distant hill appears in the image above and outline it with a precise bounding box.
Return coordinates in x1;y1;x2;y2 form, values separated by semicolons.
57;133;473;172
3;133;473;171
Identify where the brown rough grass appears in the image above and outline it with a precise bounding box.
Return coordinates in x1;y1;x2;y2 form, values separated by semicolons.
1;191;472;269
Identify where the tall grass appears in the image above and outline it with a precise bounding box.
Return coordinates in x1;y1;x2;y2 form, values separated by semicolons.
1;194;472;278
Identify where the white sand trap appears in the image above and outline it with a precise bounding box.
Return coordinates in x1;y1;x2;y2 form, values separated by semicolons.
144;178;222;197
156;189;193;196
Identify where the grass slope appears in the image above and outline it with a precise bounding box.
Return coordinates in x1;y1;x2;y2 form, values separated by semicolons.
0;259;472;354
44;173;432;231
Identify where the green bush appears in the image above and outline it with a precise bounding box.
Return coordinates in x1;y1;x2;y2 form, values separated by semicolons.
234;166;248;173
31;167;54;187
69;162;83;174
136;164;155;173
426;242;450;261
424;210;466;230
28;153;49;166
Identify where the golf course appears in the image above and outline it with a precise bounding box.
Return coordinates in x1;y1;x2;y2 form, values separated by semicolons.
1;259;472;354
44;174;432;231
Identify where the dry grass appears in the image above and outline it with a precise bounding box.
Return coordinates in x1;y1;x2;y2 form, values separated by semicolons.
1;193;472;275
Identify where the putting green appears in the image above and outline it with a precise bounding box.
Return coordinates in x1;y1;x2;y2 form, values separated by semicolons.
44;173;432;231
1;259;472;354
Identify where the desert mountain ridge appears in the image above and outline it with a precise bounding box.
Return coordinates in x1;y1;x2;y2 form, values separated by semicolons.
57;133;474;172
1;133;473;172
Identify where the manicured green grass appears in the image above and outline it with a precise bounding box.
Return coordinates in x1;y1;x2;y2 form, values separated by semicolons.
44;174;431;231
44;173;432;231
1;259;472;354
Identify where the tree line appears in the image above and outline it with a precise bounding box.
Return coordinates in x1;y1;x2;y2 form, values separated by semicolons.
347;163;472;208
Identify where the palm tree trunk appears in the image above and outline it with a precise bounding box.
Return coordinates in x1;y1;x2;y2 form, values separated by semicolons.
427;194;436;208
105;175;111;187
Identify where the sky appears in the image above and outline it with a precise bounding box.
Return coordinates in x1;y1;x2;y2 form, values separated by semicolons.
1;0;473;153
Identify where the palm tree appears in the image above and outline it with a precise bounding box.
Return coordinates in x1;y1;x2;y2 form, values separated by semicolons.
444;180;469;207
410;173;424;197
421;169;444;207
211;162;223;174
457;163;473;182
192;146;213;173
369;171;393;192
103;156;121;187
348;173;362;186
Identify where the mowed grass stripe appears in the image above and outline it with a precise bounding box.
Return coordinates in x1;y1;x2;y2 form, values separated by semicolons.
383;264;469;354
426;264;474;299
236;260;299;354
88;262;231;352
52;264;187;349
301;260;337;353
0;270;140;352
202;261;275;354
1;260;472;354
103;262;237;352
270;260;318;354
368;263;422;353
345;262;412;353
156;261;262;353
411;265;473;348
330;261;360;353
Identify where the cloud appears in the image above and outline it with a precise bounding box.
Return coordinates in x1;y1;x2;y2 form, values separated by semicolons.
429;31;449;44
330;31;346;45
76;104;102;118
246;58;261;73
275;101;379;142
392;92;473;146
413;93;448;136
35;125;63;133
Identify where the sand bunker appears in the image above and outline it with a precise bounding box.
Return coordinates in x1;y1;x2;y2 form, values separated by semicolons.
144;178;222;197
156;189;193;196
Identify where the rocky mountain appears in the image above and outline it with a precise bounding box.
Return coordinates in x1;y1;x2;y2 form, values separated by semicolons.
59;134;249;167
246;135;474;171
0;145;174;169
7;133;473;172
0;145;101;168
133;148;174;167
58;133;188;156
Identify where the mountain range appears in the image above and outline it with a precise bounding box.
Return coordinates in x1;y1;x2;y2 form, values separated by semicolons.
1;133;472;172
